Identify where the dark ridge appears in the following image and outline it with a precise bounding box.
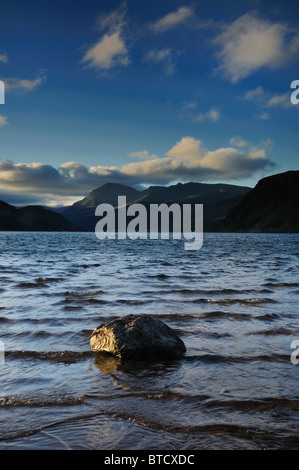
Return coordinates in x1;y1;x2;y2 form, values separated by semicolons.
221;170;299;232
62;181;251;231
0;201;80;232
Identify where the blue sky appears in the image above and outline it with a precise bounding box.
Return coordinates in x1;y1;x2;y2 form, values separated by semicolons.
0;0;298;205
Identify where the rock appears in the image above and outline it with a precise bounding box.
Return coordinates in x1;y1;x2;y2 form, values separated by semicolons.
90;314;186;361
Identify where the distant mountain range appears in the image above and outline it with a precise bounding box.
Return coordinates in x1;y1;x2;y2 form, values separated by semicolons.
0;170;298;232
63;181;251;231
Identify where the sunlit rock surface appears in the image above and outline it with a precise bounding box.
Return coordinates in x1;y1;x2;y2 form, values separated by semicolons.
90;314;186;360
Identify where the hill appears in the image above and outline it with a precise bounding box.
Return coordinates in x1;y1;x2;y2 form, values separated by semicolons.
221;170;299;232
63;183;141;231
63;181;251;231
0;201;79;231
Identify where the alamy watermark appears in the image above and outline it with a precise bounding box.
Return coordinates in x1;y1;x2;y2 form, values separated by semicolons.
0;80;4;104
95;196;203;250
290;340;299;365
290;80;299;105
0;341;5;364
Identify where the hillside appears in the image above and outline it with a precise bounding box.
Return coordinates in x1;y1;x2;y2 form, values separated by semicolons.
63;183;141;231
0;201;79;231
62;181;251;231
221;170;299;233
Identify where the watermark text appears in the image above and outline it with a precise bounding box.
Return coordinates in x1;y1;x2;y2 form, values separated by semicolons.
0;340;5;364
290;80;299;105
0;80;4;104
290;340;299;364
95;196;203;251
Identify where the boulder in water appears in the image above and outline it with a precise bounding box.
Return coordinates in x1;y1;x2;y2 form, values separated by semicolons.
90;314;186;361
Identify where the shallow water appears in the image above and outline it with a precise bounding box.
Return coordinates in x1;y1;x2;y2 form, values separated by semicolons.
0;232;298;450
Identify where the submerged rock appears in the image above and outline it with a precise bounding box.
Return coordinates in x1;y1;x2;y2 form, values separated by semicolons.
90;314;186;361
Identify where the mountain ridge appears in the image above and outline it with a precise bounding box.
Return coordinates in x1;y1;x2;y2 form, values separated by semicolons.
63;181;252;231
0;201;79;231
1;171;298;233
221;170;299;232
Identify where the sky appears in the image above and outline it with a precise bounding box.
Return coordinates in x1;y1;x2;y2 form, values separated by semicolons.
0;0;298;206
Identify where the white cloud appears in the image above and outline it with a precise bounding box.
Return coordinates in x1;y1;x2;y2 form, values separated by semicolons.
128;151;158;160
0;137;274;204
0;115;8;127
181;101;197;110
258;112;270;120
180;102;220;123
144;48;175;75
152;6;195;33
0;54;8;63
166;137;205;162
3;73;46;92
213;13;299;82
243;86;294;109
266;92;293;108
82;31;129;70
194;108;220;122
229;136;248;148
243;86;265;102
166;136;272;177
96;2;127;33
82;3;130;71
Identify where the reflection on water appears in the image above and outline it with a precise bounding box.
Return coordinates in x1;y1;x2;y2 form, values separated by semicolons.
0;232;298;449
94;353;122;375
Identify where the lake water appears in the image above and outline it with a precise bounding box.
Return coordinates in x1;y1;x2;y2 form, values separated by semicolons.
0;232;298;450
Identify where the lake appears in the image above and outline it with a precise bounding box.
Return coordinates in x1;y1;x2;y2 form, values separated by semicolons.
0;232;298;450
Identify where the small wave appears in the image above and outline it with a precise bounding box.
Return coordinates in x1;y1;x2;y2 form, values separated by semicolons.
58;290;105;297
184;353;290;364
62;305;84;311
250;327;299;336
89;406;289;442
192;298;278;306
147;274;170;280
15;277;64;289
35;277;65;283
205;331;233;339
0;395;84;408
55;298;108;306
256;313;281;321
16;280;47;288
2;330;55;339
152;312;201;320
10;317;66;326
203;397;299;412
6;350;94;363
166;288;242;296
81;263;101;269
81;299;108;305
0;316;12;323
200;311;252;321
115;299;155;306
152;311;252;322
264;282;299;288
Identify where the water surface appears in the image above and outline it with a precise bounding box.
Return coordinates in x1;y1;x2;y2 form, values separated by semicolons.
0;232;298;449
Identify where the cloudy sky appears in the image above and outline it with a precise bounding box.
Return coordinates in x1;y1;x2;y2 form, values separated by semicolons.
0;0;298;206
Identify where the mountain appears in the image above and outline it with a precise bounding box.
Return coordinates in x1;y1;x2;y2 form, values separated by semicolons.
63;183;141;231
221;170;299;232
63;181;251;231
0;201;79;231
